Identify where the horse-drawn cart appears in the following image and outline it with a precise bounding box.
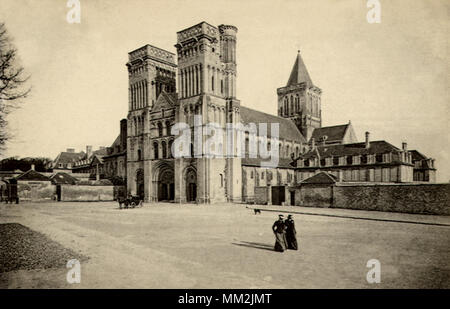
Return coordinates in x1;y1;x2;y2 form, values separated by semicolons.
118;195;143;209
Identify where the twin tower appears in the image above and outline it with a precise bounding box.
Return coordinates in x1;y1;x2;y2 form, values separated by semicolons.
125;21;322;203
126;22;242;203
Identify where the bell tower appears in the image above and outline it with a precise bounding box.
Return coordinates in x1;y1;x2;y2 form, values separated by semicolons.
277;50;322;141
173;22;241;203
126;45;176;200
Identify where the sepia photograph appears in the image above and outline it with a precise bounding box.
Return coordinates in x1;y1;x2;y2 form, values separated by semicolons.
0;0;449;298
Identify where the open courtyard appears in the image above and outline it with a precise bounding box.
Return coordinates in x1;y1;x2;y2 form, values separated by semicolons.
0;201;449;289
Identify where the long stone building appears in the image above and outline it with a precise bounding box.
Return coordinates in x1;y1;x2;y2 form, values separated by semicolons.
122;21;436;204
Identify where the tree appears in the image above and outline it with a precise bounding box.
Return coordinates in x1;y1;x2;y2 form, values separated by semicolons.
0;156;51;172
0;22;31;154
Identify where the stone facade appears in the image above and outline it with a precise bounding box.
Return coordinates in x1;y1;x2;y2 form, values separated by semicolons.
123;21;438;205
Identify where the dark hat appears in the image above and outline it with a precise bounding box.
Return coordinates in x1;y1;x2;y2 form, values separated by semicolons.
278;214;284;218
288;214;293;219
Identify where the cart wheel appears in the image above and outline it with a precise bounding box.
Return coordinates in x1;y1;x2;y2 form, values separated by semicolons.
131;202;137;208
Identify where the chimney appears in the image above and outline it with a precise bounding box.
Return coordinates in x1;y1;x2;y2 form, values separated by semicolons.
86;145;92;158
66;148;75;153
31;164;35;171
365;132;370;149
402;142;407;151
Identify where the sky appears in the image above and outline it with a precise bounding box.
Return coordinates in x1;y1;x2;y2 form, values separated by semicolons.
0;0;448;182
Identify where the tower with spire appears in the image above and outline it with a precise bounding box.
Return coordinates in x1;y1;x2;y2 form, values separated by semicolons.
277;50;322;141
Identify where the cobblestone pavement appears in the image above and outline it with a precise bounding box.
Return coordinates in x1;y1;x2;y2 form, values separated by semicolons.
0;201;449;288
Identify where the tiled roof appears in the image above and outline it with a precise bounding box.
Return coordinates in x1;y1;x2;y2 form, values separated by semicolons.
54;151;85;165
301;140;401;159
15;170;50;181
286;51;313;87
409;150;435;170
409;150;427;161
50;172;79;185
300;172;338;184
310;124;349;143
239;106;306;143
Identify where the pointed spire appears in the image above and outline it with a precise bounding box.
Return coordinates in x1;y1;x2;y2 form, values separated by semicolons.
286;50;313;87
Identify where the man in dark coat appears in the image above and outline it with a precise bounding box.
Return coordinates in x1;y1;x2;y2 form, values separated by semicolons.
272;214;288;252
285;214;298;250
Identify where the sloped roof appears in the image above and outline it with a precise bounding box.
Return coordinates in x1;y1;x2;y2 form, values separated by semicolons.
50;172;79;185
91;154;105;165
301;141;401;159
409;150;435;170
240;106;306;143
15;170;50;181
54;151;85;165
287;51;313;87
409;150;428;161
152;90;177;112
301;172;338;184
310;124;349;143
92;148;108;156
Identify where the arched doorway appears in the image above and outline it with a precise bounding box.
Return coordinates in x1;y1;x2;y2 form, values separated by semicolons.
136;169;144;199
185;168;197;202
158;168;174;201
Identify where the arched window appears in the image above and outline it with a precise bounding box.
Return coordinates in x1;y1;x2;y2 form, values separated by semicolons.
165;121;171;136
168;140;173;158
161;141;167;158
279;144;282;157
286;145;290;157
137;149;142;161
220;174;224;187
284;98;289;115
347;156;353;165
211;75;215;91
153;142;159;159
158;122;163;137
289;96;294;115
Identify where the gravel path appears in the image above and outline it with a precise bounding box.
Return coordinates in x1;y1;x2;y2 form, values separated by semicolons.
0;223;87;273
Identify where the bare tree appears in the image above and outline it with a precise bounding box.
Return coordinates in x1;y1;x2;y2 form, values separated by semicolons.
0;22;31;154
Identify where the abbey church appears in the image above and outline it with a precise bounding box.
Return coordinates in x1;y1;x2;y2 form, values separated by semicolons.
123;21;436;204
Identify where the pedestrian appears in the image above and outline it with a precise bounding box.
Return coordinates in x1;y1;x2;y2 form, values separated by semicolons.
272;214;288;252
285;214;298;250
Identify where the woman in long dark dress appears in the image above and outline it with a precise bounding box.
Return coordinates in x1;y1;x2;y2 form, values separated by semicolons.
285;215;298;250
272;215;288;252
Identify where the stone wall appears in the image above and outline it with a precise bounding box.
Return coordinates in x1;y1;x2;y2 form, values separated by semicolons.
332;183;450;215
294;185;333;208
17;181;54;201
60;185;114;201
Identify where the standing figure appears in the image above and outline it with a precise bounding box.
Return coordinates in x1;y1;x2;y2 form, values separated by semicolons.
272;214;288;252
285;214;298;250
